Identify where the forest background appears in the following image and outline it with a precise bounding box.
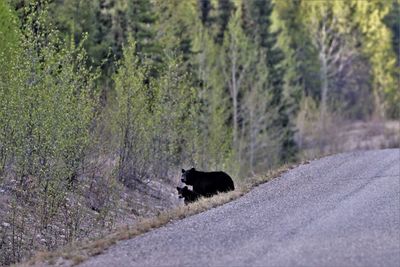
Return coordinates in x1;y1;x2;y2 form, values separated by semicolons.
0;0;399;265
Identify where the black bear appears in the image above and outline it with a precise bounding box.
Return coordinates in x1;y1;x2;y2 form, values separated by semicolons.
181;168;235;197
176;186;200;205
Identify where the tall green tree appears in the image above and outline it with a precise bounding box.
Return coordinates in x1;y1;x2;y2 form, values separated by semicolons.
126;0;158;59
198;0;213;26
0;2;99;262
50;0;106;64
192;24;233;171
351;0;398;118
300;1;360;125
384;0;400;68
153;0;197;62
240;50;281;173
220;8;254;153
214;0;235;44
10;1;98;184
0;0;21;174
242;0;297;162
114;40;198;186
113;40;150;185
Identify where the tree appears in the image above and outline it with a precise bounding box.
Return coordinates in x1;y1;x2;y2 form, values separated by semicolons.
126;0;158;59
350;0;398;118
191;24;233;170
113;40;198;187
383;0;400;118
14;1;98;183
113;40;150;186
242;0;297;162
384;0;400;68
240;50;281;173
220;8;254;153
153;0;197;62
214;0;235;44
198;0;213;26
0;0;21;174
301;2;359;127
0;2;99;262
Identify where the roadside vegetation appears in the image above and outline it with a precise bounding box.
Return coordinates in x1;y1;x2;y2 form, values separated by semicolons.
0;0;399;265
25;163;293;266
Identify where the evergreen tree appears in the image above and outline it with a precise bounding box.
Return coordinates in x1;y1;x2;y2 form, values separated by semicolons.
242;0;297;162
126;0;158;58
153;0;198;62
384;0;400;68
352;1;398;118
271;0;304;124
198;0;213;26
220;8;254;153
192;24;233;171
383;0;400;117
214;0;235;44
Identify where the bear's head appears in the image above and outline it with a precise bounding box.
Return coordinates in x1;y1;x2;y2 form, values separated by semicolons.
176;186;199;204
176;186;185;198
181;168;196;184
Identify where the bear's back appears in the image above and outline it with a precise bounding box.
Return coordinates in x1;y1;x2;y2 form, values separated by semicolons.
192;171;234;195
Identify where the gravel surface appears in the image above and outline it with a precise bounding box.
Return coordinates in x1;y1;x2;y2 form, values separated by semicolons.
80;149;400;267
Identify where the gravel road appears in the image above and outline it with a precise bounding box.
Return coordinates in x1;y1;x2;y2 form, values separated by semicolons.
80;149;400;267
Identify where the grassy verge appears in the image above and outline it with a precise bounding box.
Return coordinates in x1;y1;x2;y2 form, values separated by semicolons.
21;162;307;267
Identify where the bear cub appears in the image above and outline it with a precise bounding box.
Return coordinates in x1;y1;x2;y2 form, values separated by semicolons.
181;168;235;197
176;186;200;205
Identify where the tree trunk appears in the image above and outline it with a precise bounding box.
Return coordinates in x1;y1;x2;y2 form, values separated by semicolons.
319;51;328;131
231;49;238;150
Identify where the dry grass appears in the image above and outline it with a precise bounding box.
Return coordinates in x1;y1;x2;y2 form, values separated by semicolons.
19;163;299;267
297;117;400;160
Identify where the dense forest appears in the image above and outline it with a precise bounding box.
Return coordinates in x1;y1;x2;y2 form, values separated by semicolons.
0;0;399;265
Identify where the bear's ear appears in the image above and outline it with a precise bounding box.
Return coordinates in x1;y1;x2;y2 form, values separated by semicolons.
182;169;185;173
184;186;188;189
191;167;195;171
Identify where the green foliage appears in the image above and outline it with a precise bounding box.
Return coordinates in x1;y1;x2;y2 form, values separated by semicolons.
19;2;97;181
198;0;213;26
113;40;149;184
2;0;396;184
153;0;198;62
353;0;399;118
214;0;235;44
126;0;159;58
0;0;21;174
192;26;233;171
0;0;20;71
241;0;296;163
49;0;106;65
1;0;98;207
0;1;100;264
113;40;199;186
194;6;288;175
273;0;399;120
384;0;400;67
2;0;400;263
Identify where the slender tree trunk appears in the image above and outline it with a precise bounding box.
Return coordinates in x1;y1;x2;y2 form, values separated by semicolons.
249;107;255;174
231;53;238;150
373;88;385;119
319;50;328;131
